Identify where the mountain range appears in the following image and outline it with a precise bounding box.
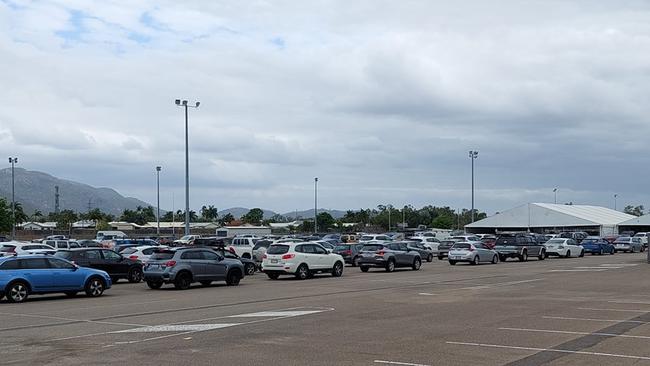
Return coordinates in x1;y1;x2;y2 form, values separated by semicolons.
217;207;347;220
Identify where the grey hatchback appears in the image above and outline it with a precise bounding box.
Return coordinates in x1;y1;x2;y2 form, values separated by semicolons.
357;242;421;272
143;247;245;290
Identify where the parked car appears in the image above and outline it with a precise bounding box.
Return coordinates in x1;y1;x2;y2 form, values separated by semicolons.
54;249;144;283
633;232;649;248
120;245;168;263
580;237;615;255
480;237;497;249
543;238;584;258
358;234;392;243
261;243;344;280
193;237;228;248
437;239;462;260
603;235;620;244
558;231;589;243
112;239;160;253
619;231;636;237
228;237;259;259
405;241;434;262
613;237;644;253
494;233;546;262
450;235;481;242
144;247;244;289
0;242;56;256
76;239;103;248
207;247;257;276
43;240;82;251
448;242;499;265
340;234;359;243
0;255;111;303
314;241;336;252
357;242;421;272
332;243;365;266
173;235;201;246
408;237;441;253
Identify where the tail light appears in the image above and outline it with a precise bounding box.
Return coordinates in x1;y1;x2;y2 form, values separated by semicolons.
281;254;295;260
343;250;352;255
129;255;138;260
468;247;475;252
229;247;236;254
164;260;177;267
262;254;267;259
376;250;385;256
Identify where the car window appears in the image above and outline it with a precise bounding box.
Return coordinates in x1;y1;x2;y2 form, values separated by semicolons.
361;244;384;251
121;248;138;255
267;245;290;255
202;251;219;260
70;242;81;248
150;251;175;260
56;242;67;249
20;258;50;269
48;258;76;269
142;248;157;255
398;243;409;251
0;260;19;270
181;251;203;260
453;243;471;250
102;250;122;260
313;245;327;254
302;245;316;254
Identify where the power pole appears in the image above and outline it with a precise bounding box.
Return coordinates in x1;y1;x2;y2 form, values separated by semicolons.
55;185;60;214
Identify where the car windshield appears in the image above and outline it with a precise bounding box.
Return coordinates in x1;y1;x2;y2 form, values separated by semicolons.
267;245;290;255
334;245;350;251
547;239;565;244
360;236;374;241
54;251;73;259
615;238;631;243
581;239;597;244
452;243;471;250
150;251;175;260
361;244;384;251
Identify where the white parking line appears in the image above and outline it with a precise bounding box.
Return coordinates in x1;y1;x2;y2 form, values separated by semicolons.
446;341;650;361
228;310;325;317
548;269;608;272
578;307;649;313
459;279;543;290
542;316;648;324
374;360;431;366
500;327;650;340
608;300;650;305
418;293;436;296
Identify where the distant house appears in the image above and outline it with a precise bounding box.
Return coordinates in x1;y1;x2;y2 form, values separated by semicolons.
20;222;57;230
269;221;303;229
72;220;96;228
216;225;272;238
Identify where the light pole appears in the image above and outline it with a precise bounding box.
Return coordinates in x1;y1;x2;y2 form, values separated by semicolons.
156;166;161;236
614;194;618;211
469;150;479;223
553;188;558;204
8;157;17;240
402;206;406;230
175;99;200;236
388;205;391;232
314;177;318;234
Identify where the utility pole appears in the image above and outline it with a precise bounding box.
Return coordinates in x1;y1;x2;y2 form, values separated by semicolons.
469;150;479;223
314;177;318;234
156;166;161;236
8;157;17;240
175;99;200;236
553;188;558;204
614;194;618;211
388;206;391;232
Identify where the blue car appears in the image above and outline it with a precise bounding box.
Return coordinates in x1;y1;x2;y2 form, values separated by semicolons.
0;255;112;303
580;237;615;255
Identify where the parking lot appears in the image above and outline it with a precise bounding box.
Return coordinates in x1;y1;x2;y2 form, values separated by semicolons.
2;252;650;365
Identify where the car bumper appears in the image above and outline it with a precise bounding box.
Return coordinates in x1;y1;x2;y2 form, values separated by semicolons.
448;253;473;262
143;270;175;282
357;257;387;267
615;245;631;251
261;261;299;273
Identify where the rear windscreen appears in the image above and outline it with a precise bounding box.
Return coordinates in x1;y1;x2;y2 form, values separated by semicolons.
150;251;175;260
267;245;289;255
361;245;384;251
452;244;471;249
334;245;350;251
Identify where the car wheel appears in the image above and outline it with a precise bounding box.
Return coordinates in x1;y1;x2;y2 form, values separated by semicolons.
200;281;212;286
610;248;615;255
173;272;192;290
84;277;105;297
579;250;584;258
427;254;433;262
449;260;457;265
471;256;479;265
499;255;506;262
492;255;499;264
518;252;528;262
6;281;29;303
64;291;78;297
385;259;395;272
146;280;163;289
352;256;359;267
412;258;422;270
332;262;343;277
267;273;279;280
245;263;256;276
565;250;571;258
295;264;309;280
128;267;143;283
360;266;370;272
226;270;241;286
438;255;444;260
538;250;545;261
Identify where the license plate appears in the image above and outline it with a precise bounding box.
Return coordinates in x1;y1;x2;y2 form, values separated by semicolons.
271;259;278;264
452;256;460;260
148;264;159;270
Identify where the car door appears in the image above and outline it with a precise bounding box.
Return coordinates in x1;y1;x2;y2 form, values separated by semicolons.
101;249;129;277
300;244;319;269
18;258;53;291
179;250;204;279
202;250;228;280
312;244;331;269
391;243;408;266
48;258;84;289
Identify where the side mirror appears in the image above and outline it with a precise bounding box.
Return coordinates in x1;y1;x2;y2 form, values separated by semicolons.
72;264;79;271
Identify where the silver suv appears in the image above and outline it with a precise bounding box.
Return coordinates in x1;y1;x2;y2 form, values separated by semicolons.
143;248;245;290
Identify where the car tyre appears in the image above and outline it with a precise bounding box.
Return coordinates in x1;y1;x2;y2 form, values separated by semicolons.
267;273;280;280
352;256;359;267
599;248;604;255
295;264;309;280
332;262;343;277
245;263;256;276
110;276;119;284
518;251;528;262
491;255;499;264
128;267;143;283
412;258;421;270
449;260;457;265
226;270;241;286
471;256;479;265
579;250;584;258
84;277;105;298
6;281;29;303
385;259;395;272
173;272;192;290
200;281;212;286
360;266;370;272
610;248;615;255
146;280;163;289
565;250;571;258
438;255;444;260
426;254;433;262
538;250;545;261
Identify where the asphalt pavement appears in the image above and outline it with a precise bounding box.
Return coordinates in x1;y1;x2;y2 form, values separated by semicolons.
2;252;650;365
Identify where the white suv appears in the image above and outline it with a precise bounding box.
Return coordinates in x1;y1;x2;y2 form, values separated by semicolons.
262;242;344;280
44;240;82;250
227;237;260;259
358;234;392;243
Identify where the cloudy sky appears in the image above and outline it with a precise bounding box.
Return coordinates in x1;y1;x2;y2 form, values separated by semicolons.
2;0;650;215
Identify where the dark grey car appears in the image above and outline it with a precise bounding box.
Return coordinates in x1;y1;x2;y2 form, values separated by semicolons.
405;241;434;262
143;248;245;290
357;242;421;272
494;233;546;262
437;239;462;260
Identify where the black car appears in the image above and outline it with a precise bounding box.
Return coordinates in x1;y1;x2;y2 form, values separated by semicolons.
437;239;461;260
194;237;229;247
203;246;257;276
332;243;365;266
494;233;545;262
55;248;144;283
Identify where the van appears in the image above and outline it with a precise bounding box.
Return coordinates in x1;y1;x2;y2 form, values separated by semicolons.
96;231;127;241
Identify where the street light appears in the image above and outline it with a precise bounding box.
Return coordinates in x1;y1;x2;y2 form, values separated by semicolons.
314;177;318;234
468;150;479;223
156;166;161;236
175;99;200;236
553;188;558;204
8;157;17;240
614;194;618;211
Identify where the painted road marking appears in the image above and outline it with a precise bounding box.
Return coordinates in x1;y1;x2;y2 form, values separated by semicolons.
374;360;431;366
542;316;649;324
500;327;650;340
418;293;436;296
548;269;608;272
608;300;650;305
116;323;240;333
459;279;543;290
578;307;649;313
446;341;650;361
227;310;324;317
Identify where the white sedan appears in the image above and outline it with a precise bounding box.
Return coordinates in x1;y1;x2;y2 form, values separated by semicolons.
544;238;584;258
0;242;56;256
120;245;167;262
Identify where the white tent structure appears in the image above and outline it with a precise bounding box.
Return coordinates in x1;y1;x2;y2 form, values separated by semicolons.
465;203;635;235
618;215;650;233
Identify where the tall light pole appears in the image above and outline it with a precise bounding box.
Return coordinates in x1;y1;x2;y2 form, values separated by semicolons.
175;99;200;236
402;205;406;230
8;157;17;240
156;166;161;236
553;188;558;204
388;205;391;232
469;150;479;223
314;177;318;234
614;194;618;211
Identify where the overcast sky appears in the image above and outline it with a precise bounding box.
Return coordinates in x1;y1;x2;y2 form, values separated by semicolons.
2;0;650;215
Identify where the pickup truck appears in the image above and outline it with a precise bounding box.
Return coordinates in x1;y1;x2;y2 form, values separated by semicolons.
494;234;545;262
